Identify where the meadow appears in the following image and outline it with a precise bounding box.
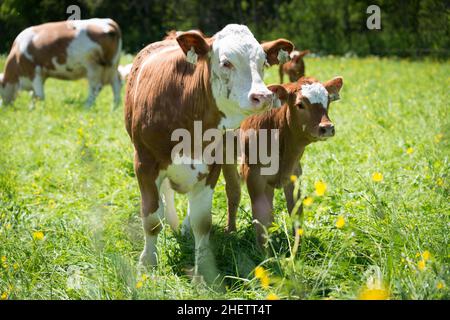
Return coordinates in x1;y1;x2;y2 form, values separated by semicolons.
0;54;448;300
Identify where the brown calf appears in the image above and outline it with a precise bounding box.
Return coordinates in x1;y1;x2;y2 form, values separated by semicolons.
224;76;343;246
124;24;293;284
279;50;310;83
0;18;122;108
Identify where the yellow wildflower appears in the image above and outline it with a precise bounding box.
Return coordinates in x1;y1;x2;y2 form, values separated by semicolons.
422;250;431;261
314;181;327;196
335;215;345;229
1;292;7;300
254;266;270;289
359;287;390;300
13;263;19;270
141;274;149;281
296;228;304;237
434;133;443;143
255;266;265;279
260;275;270;289
406;147;414;155
302;197;313;206
372;172;383;182
32;231;44;241
290;175;297;183
417;259;426;271
266;293;279;300
1;256;6;263
136;281;143;289
437;178;444;187
436;282;444;290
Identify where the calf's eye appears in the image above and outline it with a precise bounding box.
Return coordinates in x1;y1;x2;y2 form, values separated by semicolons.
221;60;233;69
296;102;305;109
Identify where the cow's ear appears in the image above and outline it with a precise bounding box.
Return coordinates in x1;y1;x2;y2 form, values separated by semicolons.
267;84;290;106
299;50;311;58
176;32;210;57
262;39;294;65
324;76;343;101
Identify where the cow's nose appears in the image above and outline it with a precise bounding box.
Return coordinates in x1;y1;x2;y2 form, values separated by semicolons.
249;92;274;107
319;123;335;137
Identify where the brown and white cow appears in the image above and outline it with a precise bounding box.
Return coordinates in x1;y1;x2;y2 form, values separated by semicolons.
0;18;122;108
125;24;293;284
279;50;310;83
223;76;343;246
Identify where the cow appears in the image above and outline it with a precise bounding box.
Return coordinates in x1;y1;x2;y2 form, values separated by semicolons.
124;24;294;284
0;18;122;109
279;50;310;83
223;76;344;246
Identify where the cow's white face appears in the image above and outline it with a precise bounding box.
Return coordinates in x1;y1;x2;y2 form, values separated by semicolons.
210;25;274;128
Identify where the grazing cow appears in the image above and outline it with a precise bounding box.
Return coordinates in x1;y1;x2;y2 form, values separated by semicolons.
0;18;122;108
118;63;132;81
125;24;293;284
223;76;343;246
279;50;310;83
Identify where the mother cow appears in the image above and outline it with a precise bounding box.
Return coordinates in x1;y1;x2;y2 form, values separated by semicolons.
125;24;293;283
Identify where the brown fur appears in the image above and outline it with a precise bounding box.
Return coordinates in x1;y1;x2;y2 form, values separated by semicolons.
279;50;310;83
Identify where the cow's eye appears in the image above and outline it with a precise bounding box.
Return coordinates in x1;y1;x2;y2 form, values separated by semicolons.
221;60;233;69
296;102;305;109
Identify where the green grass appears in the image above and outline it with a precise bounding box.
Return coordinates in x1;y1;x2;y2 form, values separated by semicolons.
0;55;449;300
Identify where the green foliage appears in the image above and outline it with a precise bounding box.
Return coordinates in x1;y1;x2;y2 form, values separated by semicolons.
0;55;449;299
0;0;448;57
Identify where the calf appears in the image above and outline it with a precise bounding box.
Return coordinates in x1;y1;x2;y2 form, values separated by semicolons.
0;18;122;108
224;76;343;246
124;24;293;284
279;50;310;83
118;63;132;81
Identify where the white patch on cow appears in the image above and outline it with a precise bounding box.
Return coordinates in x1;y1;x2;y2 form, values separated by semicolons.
118;63;132;80
15;27;35;61
160;178;178;231
301;82;329;109
166;155;209;194
290;50;300;59
210;24;273;128
70;18;115;33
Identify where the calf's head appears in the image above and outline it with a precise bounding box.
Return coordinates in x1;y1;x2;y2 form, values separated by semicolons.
270;76;344;141
176;24;293;128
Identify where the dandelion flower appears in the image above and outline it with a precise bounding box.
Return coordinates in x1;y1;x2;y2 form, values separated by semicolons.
437;282;444;290
141;274;149;281
254;266;266;279
32;231;44;241
372;172;383;182
315;181;327;196
1;256;6;263
406;147;414;154
290;175;297;183
296;228;304;237
335;216;345;229
358;288;389;300
260;274;270;289
136;281;143;289
422;250;431;261
267;293;279;300
13;263;19;271
254;266;270;289
437;178;444;187
1;292;7;300
302;197;313;206
417;259;426;271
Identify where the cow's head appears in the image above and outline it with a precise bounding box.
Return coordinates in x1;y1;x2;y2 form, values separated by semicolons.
270;76;344;141
176;24;293;128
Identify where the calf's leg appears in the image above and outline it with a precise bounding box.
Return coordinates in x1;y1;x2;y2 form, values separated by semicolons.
222;164;241;232
111;71;122;110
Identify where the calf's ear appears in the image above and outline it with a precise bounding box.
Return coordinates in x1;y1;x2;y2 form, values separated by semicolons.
324;76;344;101
176;32;211;62
262;39;294;65
267;84;290;106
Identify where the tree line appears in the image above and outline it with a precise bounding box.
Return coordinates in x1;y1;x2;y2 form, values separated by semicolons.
0;0;448;58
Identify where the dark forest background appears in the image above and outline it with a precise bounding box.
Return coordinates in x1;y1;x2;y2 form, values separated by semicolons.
0;0;448;57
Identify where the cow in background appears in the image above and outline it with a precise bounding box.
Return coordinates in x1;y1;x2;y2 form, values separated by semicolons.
0;18;122;109
279;50;310;83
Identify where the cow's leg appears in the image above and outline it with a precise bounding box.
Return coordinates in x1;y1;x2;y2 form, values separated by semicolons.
247;170;273;247
284;165;302;215
111;71;122;110
134;151;164;267
0;83;18;106
222;164;241;233
279;65;284;83
160;178;178;232
85;66;103;108
32;68;45;101
187;181;219;284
